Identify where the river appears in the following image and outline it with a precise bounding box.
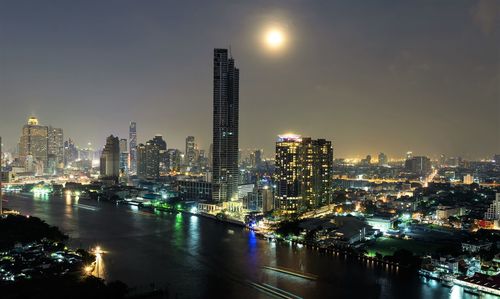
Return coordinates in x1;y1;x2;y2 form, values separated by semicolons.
3;192;479;299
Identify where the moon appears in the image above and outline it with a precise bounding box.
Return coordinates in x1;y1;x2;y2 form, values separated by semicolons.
265;29;285;49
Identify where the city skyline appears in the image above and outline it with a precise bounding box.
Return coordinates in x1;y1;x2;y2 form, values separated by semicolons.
1;1;498;159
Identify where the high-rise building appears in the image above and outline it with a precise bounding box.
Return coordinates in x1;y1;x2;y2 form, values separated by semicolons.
378;152;388;166
64;138;78;166
48;126;64;170
119;138;128;175
212;48;239;202
19;116;48;173
100;135;120;179
152;135;167;172
275;134;334;211
166;149;182;172
484;193;500;220
185;136;196;167
137;139;160;179
300;138;333;208
405;156;431;176
129;122;137;174
275;134;303;211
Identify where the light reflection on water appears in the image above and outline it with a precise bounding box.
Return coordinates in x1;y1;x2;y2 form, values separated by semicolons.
4;193;471;299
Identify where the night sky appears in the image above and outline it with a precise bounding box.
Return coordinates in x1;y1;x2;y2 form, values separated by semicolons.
0;0;498;159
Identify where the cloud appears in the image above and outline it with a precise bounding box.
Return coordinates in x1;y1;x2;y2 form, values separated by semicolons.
472;0;500;35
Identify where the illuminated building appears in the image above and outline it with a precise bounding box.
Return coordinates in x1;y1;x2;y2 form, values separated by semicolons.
19;116;48;173
137;139;160;179
484;193;500;221
129;122;137;174
300;138;333;208
275;134;333;211
48;126;64;170
212;48;239;202
463;174;474;185
100;135;120;179
166;149;182;172
151;135;167;172
64;138;78;166
275;134;303;211
378;152;388;166
185;136;196;167
119;138;128;175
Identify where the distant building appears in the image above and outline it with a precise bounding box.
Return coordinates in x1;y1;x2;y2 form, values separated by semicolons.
129;122;137;173
47;126;64;170
244;184;274;213
137;139;160;179
463;174;474;185
166;149;182;172
378;152;388;166
484;193;500;221
405;156;431;176
119;138;128;175
212;48;239;202
19;117;49;174
185;136;196;167
100;135;120;179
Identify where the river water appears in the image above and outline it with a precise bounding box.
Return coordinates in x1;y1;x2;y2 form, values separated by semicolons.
4;193;480;299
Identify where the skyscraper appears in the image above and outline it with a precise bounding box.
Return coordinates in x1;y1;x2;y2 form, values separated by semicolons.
129;122;137;174
119;138;128;175
275;134;303;211
378;152;388;166
137;139;160;179
19;116;48;174
275;134;334;211
212;48;239;202
185;136;196;167
100;135;120;179
47;126;64;170
152;135;167;173
300;138;333;208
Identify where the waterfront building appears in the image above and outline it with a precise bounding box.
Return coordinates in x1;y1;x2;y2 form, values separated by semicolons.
300;138;333;208
275;134;333;211
176;180;212;201
19;116;48;174
166;149;182;172
275;134;303;211
212;48;239;202
100;135;120;179
152;135;167;172
129;122;137;174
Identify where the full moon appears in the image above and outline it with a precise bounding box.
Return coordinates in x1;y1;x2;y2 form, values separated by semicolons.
265;29;285;49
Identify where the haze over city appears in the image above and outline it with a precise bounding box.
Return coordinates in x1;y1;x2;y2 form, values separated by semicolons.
1;0;498;159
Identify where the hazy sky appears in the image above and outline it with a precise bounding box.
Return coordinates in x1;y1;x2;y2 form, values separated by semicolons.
1;0;499;159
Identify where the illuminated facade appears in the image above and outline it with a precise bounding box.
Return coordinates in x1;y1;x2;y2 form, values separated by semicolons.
275;134;333;211
137;139;160;179
212;48;239;202
19;117;49;173
275;135;303;211
300;138;333;208
48;126;64;170
129;122;137;174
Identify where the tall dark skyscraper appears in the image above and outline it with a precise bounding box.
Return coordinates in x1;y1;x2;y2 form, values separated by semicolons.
100;135;120;179
129;122;137;174
212;48;239;202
